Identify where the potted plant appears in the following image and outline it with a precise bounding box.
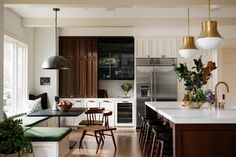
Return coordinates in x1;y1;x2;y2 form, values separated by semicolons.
175;57;216;108
0;118;33;157
121;83;133;98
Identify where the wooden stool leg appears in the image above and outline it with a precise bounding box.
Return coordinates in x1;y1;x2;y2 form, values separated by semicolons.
150;131;156;157
111;130;117;150
94;131;99;144
159;140;164;157
96;131;103;154
143;124;150;154
141;122;148;150
79;130;87;147
139;120;145;144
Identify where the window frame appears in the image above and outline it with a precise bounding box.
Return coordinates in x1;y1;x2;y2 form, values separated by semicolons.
3;35;28;116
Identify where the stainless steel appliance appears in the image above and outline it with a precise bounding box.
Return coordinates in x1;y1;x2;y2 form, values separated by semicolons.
136;58;177;127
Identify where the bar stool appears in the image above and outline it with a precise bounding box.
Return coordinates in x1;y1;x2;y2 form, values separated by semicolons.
139;116;163;145
140;116;164;150
143;122;172;157
150;127;173;157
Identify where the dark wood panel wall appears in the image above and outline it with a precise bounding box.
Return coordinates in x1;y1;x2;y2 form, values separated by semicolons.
59;37;98;98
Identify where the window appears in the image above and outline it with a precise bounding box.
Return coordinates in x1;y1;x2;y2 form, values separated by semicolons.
3;35;28;116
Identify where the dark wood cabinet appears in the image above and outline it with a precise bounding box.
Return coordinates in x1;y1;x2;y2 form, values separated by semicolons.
59;37;97;98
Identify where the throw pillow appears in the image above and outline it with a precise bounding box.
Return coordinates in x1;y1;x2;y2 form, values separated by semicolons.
29;93;48;109
27;98;42;114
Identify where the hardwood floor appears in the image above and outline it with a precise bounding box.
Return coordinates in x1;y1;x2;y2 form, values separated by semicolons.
66;129;143;157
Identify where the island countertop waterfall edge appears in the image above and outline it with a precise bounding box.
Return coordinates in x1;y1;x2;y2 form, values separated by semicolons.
145;101;236;157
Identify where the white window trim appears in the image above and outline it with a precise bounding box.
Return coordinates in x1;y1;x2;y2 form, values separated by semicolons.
4;35;28;116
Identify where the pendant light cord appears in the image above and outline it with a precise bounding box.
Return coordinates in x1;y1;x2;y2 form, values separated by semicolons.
208;0;211;20
53;8;60;56
188;8;190;36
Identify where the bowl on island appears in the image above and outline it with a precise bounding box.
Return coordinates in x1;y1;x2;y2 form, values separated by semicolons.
57;101;73;112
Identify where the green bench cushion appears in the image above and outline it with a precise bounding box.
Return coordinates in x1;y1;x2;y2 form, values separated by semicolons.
24;127;72;142
14;115;49;127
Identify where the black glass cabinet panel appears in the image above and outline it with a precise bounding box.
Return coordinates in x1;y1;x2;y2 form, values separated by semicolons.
98;37;134;80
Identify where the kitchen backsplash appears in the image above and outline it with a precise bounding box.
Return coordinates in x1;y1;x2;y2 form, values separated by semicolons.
99;80;134;98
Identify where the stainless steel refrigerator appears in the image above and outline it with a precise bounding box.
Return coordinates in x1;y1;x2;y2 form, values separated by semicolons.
136;58;177;127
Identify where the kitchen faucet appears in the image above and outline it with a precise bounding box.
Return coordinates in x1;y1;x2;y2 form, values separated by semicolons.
214;81;229;108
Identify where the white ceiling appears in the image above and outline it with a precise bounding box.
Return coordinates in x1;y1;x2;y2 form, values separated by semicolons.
8;6;236;18
4;0;236;27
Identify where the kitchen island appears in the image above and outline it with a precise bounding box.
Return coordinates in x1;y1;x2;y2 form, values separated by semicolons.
145;101;236;157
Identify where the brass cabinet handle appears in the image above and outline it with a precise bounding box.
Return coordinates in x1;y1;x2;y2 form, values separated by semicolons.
122;101;129;103
76;100;82;102
88;100;95;102
103;100;111;103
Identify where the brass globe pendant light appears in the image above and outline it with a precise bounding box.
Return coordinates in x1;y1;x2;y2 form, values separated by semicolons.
178;8;198;58
196;0;223;51
42;8;70;70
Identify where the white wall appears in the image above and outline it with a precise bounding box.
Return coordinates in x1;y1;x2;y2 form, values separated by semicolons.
99;80;134;98
34;28;57;107
33;24;236;104
0;2;4;119
4;8;34;94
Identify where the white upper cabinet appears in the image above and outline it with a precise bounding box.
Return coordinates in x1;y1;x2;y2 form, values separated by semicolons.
135;37;150;58
149;37;163;57
135;36;180;58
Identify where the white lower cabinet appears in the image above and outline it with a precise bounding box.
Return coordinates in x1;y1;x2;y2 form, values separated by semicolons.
98;100;115;127
85;99;99;108
60;98;135;128
60;98;85;127
115;100;135;127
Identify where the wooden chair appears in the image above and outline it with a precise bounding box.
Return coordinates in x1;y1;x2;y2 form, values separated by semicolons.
79;107;105;126
78;109;117;153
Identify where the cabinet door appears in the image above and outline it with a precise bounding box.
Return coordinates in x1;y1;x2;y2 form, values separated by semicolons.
99;100;115;127
73;99;86;126
75;39;87;97
59;37;98;98
149;37;164;58
59;38;75;98
135;37;149;58
163;37;178;58
86;38;98;97
85;99;98;108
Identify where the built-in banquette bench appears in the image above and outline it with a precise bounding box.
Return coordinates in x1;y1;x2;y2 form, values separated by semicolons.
14;115;71;157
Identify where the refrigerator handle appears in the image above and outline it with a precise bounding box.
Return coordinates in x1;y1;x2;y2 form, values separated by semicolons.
150;72;153;101
154;72;157;101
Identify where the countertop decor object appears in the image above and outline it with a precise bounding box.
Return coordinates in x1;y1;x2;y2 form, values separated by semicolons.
0;118;33;156
41;8;70;70
121;83;133;98
175;57;216;108
57;100;73;112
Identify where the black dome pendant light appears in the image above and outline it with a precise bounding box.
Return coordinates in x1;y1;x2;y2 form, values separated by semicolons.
42;8;70;70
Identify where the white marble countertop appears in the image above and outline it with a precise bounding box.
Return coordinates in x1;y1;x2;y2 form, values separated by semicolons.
145;101;236;124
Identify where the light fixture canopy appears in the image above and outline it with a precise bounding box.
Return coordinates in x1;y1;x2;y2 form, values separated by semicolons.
196;0;223;51
178;8;198;58
42;8;70;70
